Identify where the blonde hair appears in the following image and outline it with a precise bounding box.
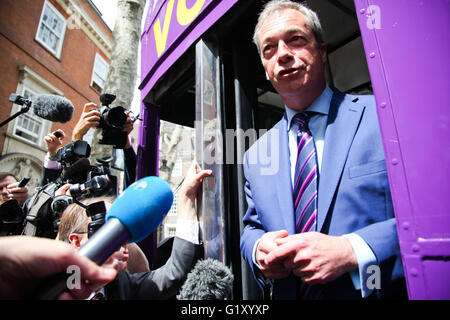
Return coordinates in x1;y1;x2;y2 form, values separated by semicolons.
253;0;324;54
57;196;115;243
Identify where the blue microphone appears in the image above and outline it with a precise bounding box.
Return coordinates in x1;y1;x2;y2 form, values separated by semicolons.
36;176;173;299
78;176;173;264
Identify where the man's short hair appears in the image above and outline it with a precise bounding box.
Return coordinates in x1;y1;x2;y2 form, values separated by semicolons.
253;0;324;54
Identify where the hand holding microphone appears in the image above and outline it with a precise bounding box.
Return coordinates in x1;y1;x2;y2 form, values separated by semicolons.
35;176;174;299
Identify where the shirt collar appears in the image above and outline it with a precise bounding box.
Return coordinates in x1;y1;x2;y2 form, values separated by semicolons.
286;85;333;130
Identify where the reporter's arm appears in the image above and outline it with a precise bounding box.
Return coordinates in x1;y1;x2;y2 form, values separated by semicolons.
0;236;117;299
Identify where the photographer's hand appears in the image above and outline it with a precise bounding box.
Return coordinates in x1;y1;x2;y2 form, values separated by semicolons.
44;129;65;158
72;103;100;140
123;111;134;149
5;182;29;206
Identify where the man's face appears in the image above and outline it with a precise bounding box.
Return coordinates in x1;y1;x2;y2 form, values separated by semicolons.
258;8;327;105
0;176;17;201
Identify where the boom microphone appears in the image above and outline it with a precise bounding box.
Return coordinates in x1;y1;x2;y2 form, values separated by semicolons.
33;94;74;123
35;176;174;299
177;258;234;300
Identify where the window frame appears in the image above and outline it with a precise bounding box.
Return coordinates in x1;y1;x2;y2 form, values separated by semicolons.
90;53;109;92
12;87;50;147
35;0;67;59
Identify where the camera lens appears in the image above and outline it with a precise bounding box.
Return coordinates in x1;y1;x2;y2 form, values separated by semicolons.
104;106;126;129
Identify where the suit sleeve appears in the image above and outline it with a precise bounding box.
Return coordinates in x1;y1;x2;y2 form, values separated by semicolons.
125;237;203;300
240;152;268;289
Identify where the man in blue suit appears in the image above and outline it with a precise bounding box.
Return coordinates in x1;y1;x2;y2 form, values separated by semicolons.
240;0;405;299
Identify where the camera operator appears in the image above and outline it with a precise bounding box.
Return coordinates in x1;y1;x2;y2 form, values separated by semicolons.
72;102;136;188
55;161;210;299
0;173;29;236
0;173;29;207
41;129;66;185
55;191;150;275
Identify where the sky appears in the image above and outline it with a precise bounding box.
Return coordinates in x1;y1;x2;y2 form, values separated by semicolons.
91;0;118;30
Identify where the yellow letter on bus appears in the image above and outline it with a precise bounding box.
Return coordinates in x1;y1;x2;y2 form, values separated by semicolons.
177;0;206;26
153;0;176;57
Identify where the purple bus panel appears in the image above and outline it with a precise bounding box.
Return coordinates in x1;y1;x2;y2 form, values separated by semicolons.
139;0;238;97
138;0;238;267
354;0;450;299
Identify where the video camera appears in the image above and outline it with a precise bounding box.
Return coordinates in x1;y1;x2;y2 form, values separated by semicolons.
51;196;107;239
55;139;91;168
97;93;128;149
21;142;117;239
0;199;25;236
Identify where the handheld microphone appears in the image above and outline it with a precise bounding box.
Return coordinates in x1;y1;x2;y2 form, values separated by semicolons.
33;94;74;123
177;258;234;300
35;176;173;299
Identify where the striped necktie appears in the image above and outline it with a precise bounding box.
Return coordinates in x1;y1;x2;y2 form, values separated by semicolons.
292;112;318;234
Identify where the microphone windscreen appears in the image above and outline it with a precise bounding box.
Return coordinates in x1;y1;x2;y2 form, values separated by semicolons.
106;176;173;243
33;94;74;123
177;258;234;300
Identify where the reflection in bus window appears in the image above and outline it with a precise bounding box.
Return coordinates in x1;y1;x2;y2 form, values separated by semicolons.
157;120;195;244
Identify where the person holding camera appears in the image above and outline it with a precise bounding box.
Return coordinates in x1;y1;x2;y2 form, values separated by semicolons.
72;102;136;188
41;129;67;185
56;161;211;299
0;173;29;207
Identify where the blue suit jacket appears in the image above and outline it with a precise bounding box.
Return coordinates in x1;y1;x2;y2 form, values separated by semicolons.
240;89;405;299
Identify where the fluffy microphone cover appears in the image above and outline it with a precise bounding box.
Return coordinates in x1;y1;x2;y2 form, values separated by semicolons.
33;94;74;123
177;258;234;300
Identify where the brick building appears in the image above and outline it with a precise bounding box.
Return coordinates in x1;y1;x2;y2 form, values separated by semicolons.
0;0;113;193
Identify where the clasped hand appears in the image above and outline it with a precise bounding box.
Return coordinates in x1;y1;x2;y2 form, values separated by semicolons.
255;231;358;285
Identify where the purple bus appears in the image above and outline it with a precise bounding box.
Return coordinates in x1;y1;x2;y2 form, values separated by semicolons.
138;0;450;299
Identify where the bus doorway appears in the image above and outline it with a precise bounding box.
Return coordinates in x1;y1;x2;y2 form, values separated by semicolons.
140;0;375;299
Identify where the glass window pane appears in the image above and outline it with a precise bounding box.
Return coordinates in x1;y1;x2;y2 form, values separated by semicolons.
37;3;65;55
92;55;109;90
157;120;196;244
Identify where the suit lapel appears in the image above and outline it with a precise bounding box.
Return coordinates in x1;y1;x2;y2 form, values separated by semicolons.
317;90;365;231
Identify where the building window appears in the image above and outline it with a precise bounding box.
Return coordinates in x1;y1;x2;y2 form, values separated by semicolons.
13;88;46;144
165;225;177;238
167;189;178;217
35;1;67;58
91;53;109;92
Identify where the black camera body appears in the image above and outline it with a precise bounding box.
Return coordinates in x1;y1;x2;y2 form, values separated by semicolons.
0;199;25;236
98;93;128;149
85;201;106;238
55;140;91;168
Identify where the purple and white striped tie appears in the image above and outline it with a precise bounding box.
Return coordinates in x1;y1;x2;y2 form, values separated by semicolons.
292;112;318;234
